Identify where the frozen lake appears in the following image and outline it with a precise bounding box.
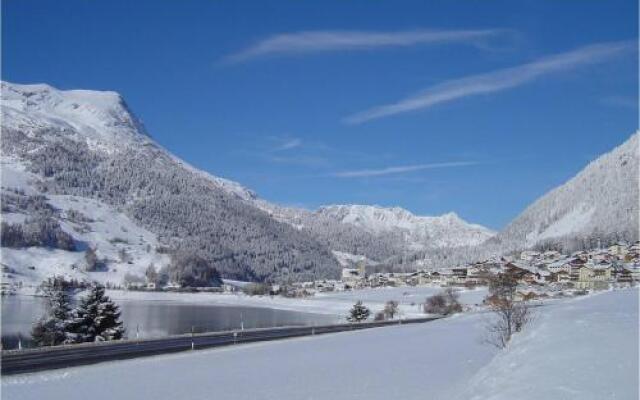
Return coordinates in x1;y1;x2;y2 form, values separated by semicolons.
0;295;339;349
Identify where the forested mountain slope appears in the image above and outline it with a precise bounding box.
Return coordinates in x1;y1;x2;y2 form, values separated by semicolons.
1;82;339;283
496;132;639;251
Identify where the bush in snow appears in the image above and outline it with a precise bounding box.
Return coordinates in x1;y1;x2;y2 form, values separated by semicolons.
347;301;370;323
66;285;125;343
383;300;400;319
423;288;462;315
242;283;271;296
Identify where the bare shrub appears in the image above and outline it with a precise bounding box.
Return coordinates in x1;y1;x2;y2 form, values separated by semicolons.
374;311;386;321
242;283;271;296
424;288;462;315
484;273;533;349
383;300;399;319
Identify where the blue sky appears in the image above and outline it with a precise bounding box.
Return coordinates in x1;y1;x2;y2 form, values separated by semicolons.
2;0;638;229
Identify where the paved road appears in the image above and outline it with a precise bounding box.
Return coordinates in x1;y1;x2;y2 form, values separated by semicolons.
1;317;441;375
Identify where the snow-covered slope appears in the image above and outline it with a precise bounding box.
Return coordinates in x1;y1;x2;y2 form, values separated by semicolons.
317;204;495;249
3;81;494;285
451;288;639;400
497;132;639;250
1;82;149;151
1;81;341;283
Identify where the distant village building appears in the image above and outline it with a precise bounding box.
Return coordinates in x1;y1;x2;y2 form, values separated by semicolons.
608;243;629;257
576;265;612;290
520;251;541;262
547;259;571;274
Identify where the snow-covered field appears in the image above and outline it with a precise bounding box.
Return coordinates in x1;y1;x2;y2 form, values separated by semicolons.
103;285;488;318
3;288;636;400
450;288;639;400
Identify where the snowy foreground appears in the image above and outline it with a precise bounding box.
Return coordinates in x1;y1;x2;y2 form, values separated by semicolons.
2;289;637;400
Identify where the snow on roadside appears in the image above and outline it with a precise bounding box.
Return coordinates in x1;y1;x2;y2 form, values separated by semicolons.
0;309;498;400
450;288;639;400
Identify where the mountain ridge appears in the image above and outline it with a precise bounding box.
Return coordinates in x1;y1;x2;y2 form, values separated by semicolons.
1;81;496;284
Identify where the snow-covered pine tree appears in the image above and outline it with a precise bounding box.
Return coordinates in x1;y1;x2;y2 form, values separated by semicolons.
347;301;370;323
66;285;125;343
95;296;125;341
31;288;72;346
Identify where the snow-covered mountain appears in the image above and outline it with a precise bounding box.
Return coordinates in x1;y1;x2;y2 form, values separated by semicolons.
4;80;632;286
380;132;639;270
315;205;495;250
1;81;494;286
496;132;639;250
2;82;149;149
1;81;341;284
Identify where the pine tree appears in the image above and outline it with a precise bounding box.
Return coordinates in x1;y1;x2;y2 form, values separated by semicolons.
95;298;125;341
31;289;72;346
347;301;370;323
66;285;125;343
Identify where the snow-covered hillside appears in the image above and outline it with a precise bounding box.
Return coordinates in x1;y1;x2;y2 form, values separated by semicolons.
1;81;496;285
317;204;495;249
1;81;341;284
451;288;639;400
3;79;636;285
374;132;639;270
498;132;639;250
1;82;149;151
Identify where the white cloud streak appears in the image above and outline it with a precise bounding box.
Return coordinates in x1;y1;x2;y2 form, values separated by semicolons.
273;138;303;151
345;40;635;124
333;161;479;178
223;29;506;63
601;95;638;109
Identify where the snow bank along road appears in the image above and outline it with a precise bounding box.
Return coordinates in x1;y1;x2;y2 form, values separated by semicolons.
1;316;440;375
2;289;637;400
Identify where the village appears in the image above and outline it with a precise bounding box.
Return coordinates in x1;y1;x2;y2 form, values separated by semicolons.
4;241;638;302
277;241;640;299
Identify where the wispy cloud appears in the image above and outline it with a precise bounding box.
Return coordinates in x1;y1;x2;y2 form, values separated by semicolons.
345;40;635;124
269;154;331;167
272;137;303;151
601;95;638;110
333;161;479;178
223;29;507;63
